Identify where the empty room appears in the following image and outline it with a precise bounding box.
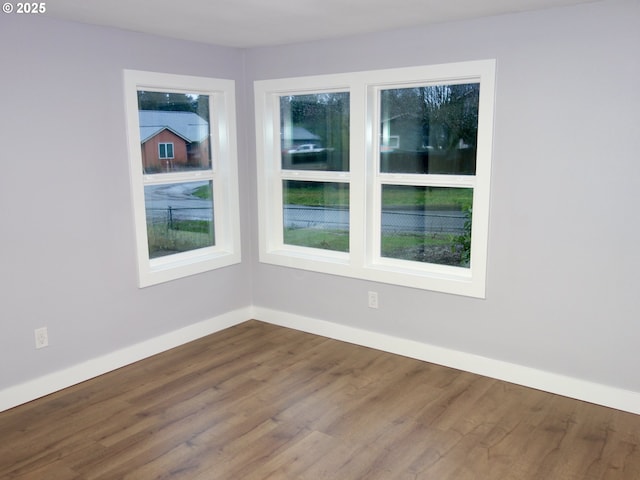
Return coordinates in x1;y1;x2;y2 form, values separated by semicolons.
1;0;639;478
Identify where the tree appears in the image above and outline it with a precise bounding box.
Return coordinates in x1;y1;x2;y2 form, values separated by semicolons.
137;91;209;121
381;83;479;151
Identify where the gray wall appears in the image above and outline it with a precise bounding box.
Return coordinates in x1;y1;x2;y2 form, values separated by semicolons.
1;0;638;398
245;0;640;393
0;15;252;389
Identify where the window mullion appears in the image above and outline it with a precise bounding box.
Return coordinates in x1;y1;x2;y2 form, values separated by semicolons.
377;173;476;188
280;170;350;183
142;171;214;185
348;82;366;269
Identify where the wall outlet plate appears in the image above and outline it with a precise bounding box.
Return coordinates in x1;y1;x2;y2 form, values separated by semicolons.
35;327;49;349
368;291;379;309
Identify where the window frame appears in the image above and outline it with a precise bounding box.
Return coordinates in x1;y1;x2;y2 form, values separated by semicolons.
124;70;241;287
255;60;495;298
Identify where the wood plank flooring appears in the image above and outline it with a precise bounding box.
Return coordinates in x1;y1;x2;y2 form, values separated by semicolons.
1;320;640;479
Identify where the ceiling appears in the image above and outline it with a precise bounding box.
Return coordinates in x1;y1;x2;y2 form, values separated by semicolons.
47;0;598;48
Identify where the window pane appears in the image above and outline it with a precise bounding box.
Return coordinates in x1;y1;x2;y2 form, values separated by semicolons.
381;185;472;267
280;92;349;172
283;180;349;252
379;83;479;175
144;180;214;259
138;91;211;173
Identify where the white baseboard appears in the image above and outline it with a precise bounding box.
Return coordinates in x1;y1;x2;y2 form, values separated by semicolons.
0;308;251;413
4;305;639;416
252;306;640;416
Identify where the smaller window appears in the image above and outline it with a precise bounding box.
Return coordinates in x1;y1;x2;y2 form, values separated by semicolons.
158;142;174;159
124;70;241;287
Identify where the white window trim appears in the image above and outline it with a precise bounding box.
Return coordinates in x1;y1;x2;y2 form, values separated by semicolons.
158;142;174;159
124;70;241;287
255;60;495;298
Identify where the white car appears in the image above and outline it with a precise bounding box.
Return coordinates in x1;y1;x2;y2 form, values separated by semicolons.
288;144;324;153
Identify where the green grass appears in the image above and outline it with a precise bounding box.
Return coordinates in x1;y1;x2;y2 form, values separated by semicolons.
171;219;212;234
283;181;349;207
381;185;472;209
192;184;212;200
381;232;453;250
283;182;472;210
284;228;349;252
147;221;214;259
381;232;467;266
283;228;466;266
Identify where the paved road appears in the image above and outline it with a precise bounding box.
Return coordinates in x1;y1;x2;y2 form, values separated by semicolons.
145;184;466;234
380;208;466;234
284;205;466;235
145;182;212;222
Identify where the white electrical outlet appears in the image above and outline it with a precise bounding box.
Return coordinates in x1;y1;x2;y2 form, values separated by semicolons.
34;327;49;349
368;291;379;309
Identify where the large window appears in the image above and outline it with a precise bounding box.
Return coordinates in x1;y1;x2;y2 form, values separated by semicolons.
124;70;241;287
255;61;495;297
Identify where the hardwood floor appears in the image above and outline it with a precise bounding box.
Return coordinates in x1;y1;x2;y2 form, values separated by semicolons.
2;320;639;479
